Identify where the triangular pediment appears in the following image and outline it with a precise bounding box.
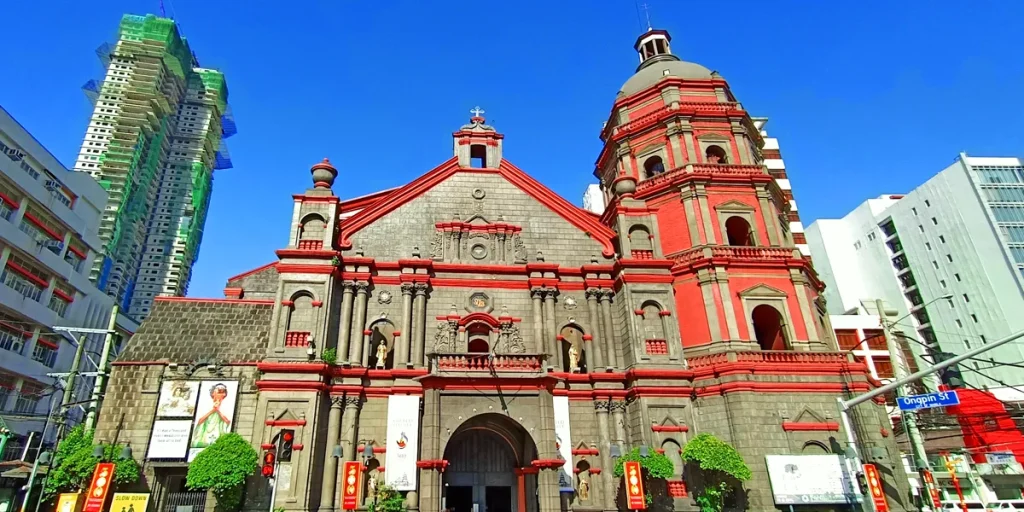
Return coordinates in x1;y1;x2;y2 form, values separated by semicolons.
714;199;755;212
339;158;616;258
791;407;826;424
738;283;788;298
272;408;298;423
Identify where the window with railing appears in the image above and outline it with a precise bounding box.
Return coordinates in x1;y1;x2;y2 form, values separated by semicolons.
64;250;83;272
1;268;43;302
880;221;897;237
0;200;13;222
0;325;25;354
31;340;58;368
48;295;69;317
891;254;909;271
13;383;45;414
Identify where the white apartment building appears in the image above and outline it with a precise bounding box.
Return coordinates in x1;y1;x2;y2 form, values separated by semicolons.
807;153;1024;389
582;184;604;215
0;106;137;458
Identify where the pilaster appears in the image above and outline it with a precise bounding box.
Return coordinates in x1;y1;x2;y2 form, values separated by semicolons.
348;282;369;364
412;283;428;366
598;291;618;368
584;289;605;368
338;282;355;359
400;283;414;366
697;268;723;342
757;186;781;246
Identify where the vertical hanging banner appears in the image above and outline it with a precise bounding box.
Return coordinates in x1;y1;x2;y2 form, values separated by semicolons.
552;396;574;492
188;381;239;461
862;464;889;512
623;460;647;510
341;461;363;510
83;463;115;512
384;395;420;491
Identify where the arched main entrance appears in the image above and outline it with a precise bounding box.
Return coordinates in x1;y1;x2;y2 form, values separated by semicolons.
443;414;539;512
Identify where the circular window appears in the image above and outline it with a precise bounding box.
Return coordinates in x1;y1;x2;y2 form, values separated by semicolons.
472;188;486;199
471;244;488;260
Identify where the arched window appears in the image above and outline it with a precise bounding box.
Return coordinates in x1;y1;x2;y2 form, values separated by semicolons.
725;216;754;246
705;145;728;164
801;441;830;454
285;293;315;347
628;225;654;259
644;156;666;178
662;440;684;477
298;214;326;250
641;303;668;355
560;324;586;373
467;323;490;353
368;320;396;369
751;304;789;351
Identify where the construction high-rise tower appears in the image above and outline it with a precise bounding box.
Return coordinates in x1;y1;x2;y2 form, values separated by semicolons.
73;14;235;320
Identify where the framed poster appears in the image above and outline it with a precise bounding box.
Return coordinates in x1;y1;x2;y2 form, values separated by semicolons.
187;381;239;461
146;420;194;459
155;381;199;418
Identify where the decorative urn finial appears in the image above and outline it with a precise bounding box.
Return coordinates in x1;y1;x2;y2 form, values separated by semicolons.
310;158;337;189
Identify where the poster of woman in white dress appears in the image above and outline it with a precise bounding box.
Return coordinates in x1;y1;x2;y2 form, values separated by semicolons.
155;381;199;418
187;381;238;461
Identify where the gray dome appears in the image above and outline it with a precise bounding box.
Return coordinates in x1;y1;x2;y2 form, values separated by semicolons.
618;55;714;97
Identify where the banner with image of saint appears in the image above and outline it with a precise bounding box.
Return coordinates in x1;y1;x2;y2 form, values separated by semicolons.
187;381;239;461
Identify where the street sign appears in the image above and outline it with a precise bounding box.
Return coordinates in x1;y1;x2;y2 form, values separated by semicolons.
985;452;1015;465
896;391;960;411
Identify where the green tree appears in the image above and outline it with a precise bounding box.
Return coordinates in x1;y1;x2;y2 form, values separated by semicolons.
371;484;406;512
612;447;675;506
43;426;141;501
321;348;338;366
681;433;751;512
186;433;258;512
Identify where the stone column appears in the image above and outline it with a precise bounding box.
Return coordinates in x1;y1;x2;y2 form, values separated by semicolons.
715;269;740;341
542;289;559;368
413;283;428;366
400;283;414;366
757;186;781;246
598;291;618;368
419;389;441;512
584;289;605;368
791;270;821;346
321;397;345;510
696;185;718;244
610;401;627;448
697;270;724;342
337;282;355;359
536;390;561;512
531;288;545;358
595;401;615;508
340;396;362;461
349;282;369;364
680;188;702;246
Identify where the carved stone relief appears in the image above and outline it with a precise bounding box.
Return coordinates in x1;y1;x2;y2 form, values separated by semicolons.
433;322;455;353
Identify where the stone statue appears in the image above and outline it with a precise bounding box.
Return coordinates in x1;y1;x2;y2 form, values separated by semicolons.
434;322;453;352
375;341;387;368
568;343;580;372
368;473;377;496
577;473;591;501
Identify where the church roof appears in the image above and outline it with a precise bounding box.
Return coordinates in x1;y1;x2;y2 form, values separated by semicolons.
338;157;617;257
619;57;715;97
116;297;272;363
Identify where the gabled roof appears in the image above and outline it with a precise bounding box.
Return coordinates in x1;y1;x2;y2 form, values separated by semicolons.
339;158;617;257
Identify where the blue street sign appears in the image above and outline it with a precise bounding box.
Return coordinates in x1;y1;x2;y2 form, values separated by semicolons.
896;391;960;411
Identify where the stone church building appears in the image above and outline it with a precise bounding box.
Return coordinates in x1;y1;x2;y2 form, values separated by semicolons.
96;29;910;512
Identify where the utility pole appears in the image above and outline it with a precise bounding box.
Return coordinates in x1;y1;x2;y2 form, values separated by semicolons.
876;299;934;512
53;330;87;440
84;305;119;431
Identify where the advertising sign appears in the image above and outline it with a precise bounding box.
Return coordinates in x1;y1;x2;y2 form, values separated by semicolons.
188;381;239;461
155;381;199;418
765;455;855;505
384;395;420;491
623;460;646;510
108;493;151;512
863;464;890;512
83;463;116;512
921;470;942;509
146;420;193;459
986;452;1015;465
341;461;363;510
56;493;82;512
552;396;574;492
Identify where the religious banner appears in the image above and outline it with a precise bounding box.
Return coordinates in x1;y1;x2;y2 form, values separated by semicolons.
146;420;193;459
552;396;574;492
623;460;647;510
155;381;199;418
188;381;239;461
341;461;363;510
147;381;201;460
83;463;115;512
108;493;151;512
862;464;889;512
384;395;420;491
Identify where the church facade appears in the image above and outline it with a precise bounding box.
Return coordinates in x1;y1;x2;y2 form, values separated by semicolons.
96;29;911;512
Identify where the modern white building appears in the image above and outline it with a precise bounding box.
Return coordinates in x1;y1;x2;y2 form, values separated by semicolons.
807;153;1024;389
581;184;604;215
0;106;137;459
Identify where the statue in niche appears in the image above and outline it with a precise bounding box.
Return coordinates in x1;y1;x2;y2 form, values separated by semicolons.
375;341;388;368
501;324;526;354
568;343;581;373
577;473;591;501
512;234;528;263
433;322;454;353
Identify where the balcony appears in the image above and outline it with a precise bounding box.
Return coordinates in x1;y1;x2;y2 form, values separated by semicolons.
686;350;852;368
636;163;768;195
669;245;802;267
606;103;743;140
430;353;545;373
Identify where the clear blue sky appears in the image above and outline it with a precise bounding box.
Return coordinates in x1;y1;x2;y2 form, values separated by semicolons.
4;1;1022;298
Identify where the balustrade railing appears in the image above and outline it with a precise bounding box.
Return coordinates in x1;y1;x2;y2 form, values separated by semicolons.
669;245;800;266
431;353;545;372
636;163;768;194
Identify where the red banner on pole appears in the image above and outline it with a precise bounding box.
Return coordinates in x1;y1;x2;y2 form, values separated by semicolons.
863;464;890;512
83;463;115;512
341;461;362;510
921;469;942;510
623;461;647;510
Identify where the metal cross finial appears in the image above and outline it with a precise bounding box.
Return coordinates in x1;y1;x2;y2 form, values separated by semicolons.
640;2;652;30
470;106;485;118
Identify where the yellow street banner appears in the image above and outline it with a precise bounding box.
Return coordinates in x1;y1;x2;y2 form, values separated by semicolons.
107;494;150;512
56;493;82;512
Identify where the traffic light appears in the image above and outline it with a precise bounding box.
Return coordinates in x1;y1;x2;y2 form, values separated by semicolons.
856;472;869;495
279;429;295;462
935;352;965;389
262;450;276;477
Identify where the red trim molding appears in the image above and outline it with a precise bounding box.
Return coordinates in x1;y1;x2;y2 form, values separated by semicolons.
357;445;387;454
265;419;307;427
531;459;566;470
416;460;450;471
572;448;599;456
781;421;840;432
651;425;689;433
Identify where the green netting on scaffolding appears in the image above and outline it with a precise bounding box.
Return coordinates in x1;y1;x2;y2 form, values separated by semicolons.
118;14;193;80
192;69;229;114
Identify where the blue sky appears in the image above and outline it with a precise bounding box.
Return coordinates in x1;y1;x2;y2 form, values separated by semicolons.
3;1;1022;298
